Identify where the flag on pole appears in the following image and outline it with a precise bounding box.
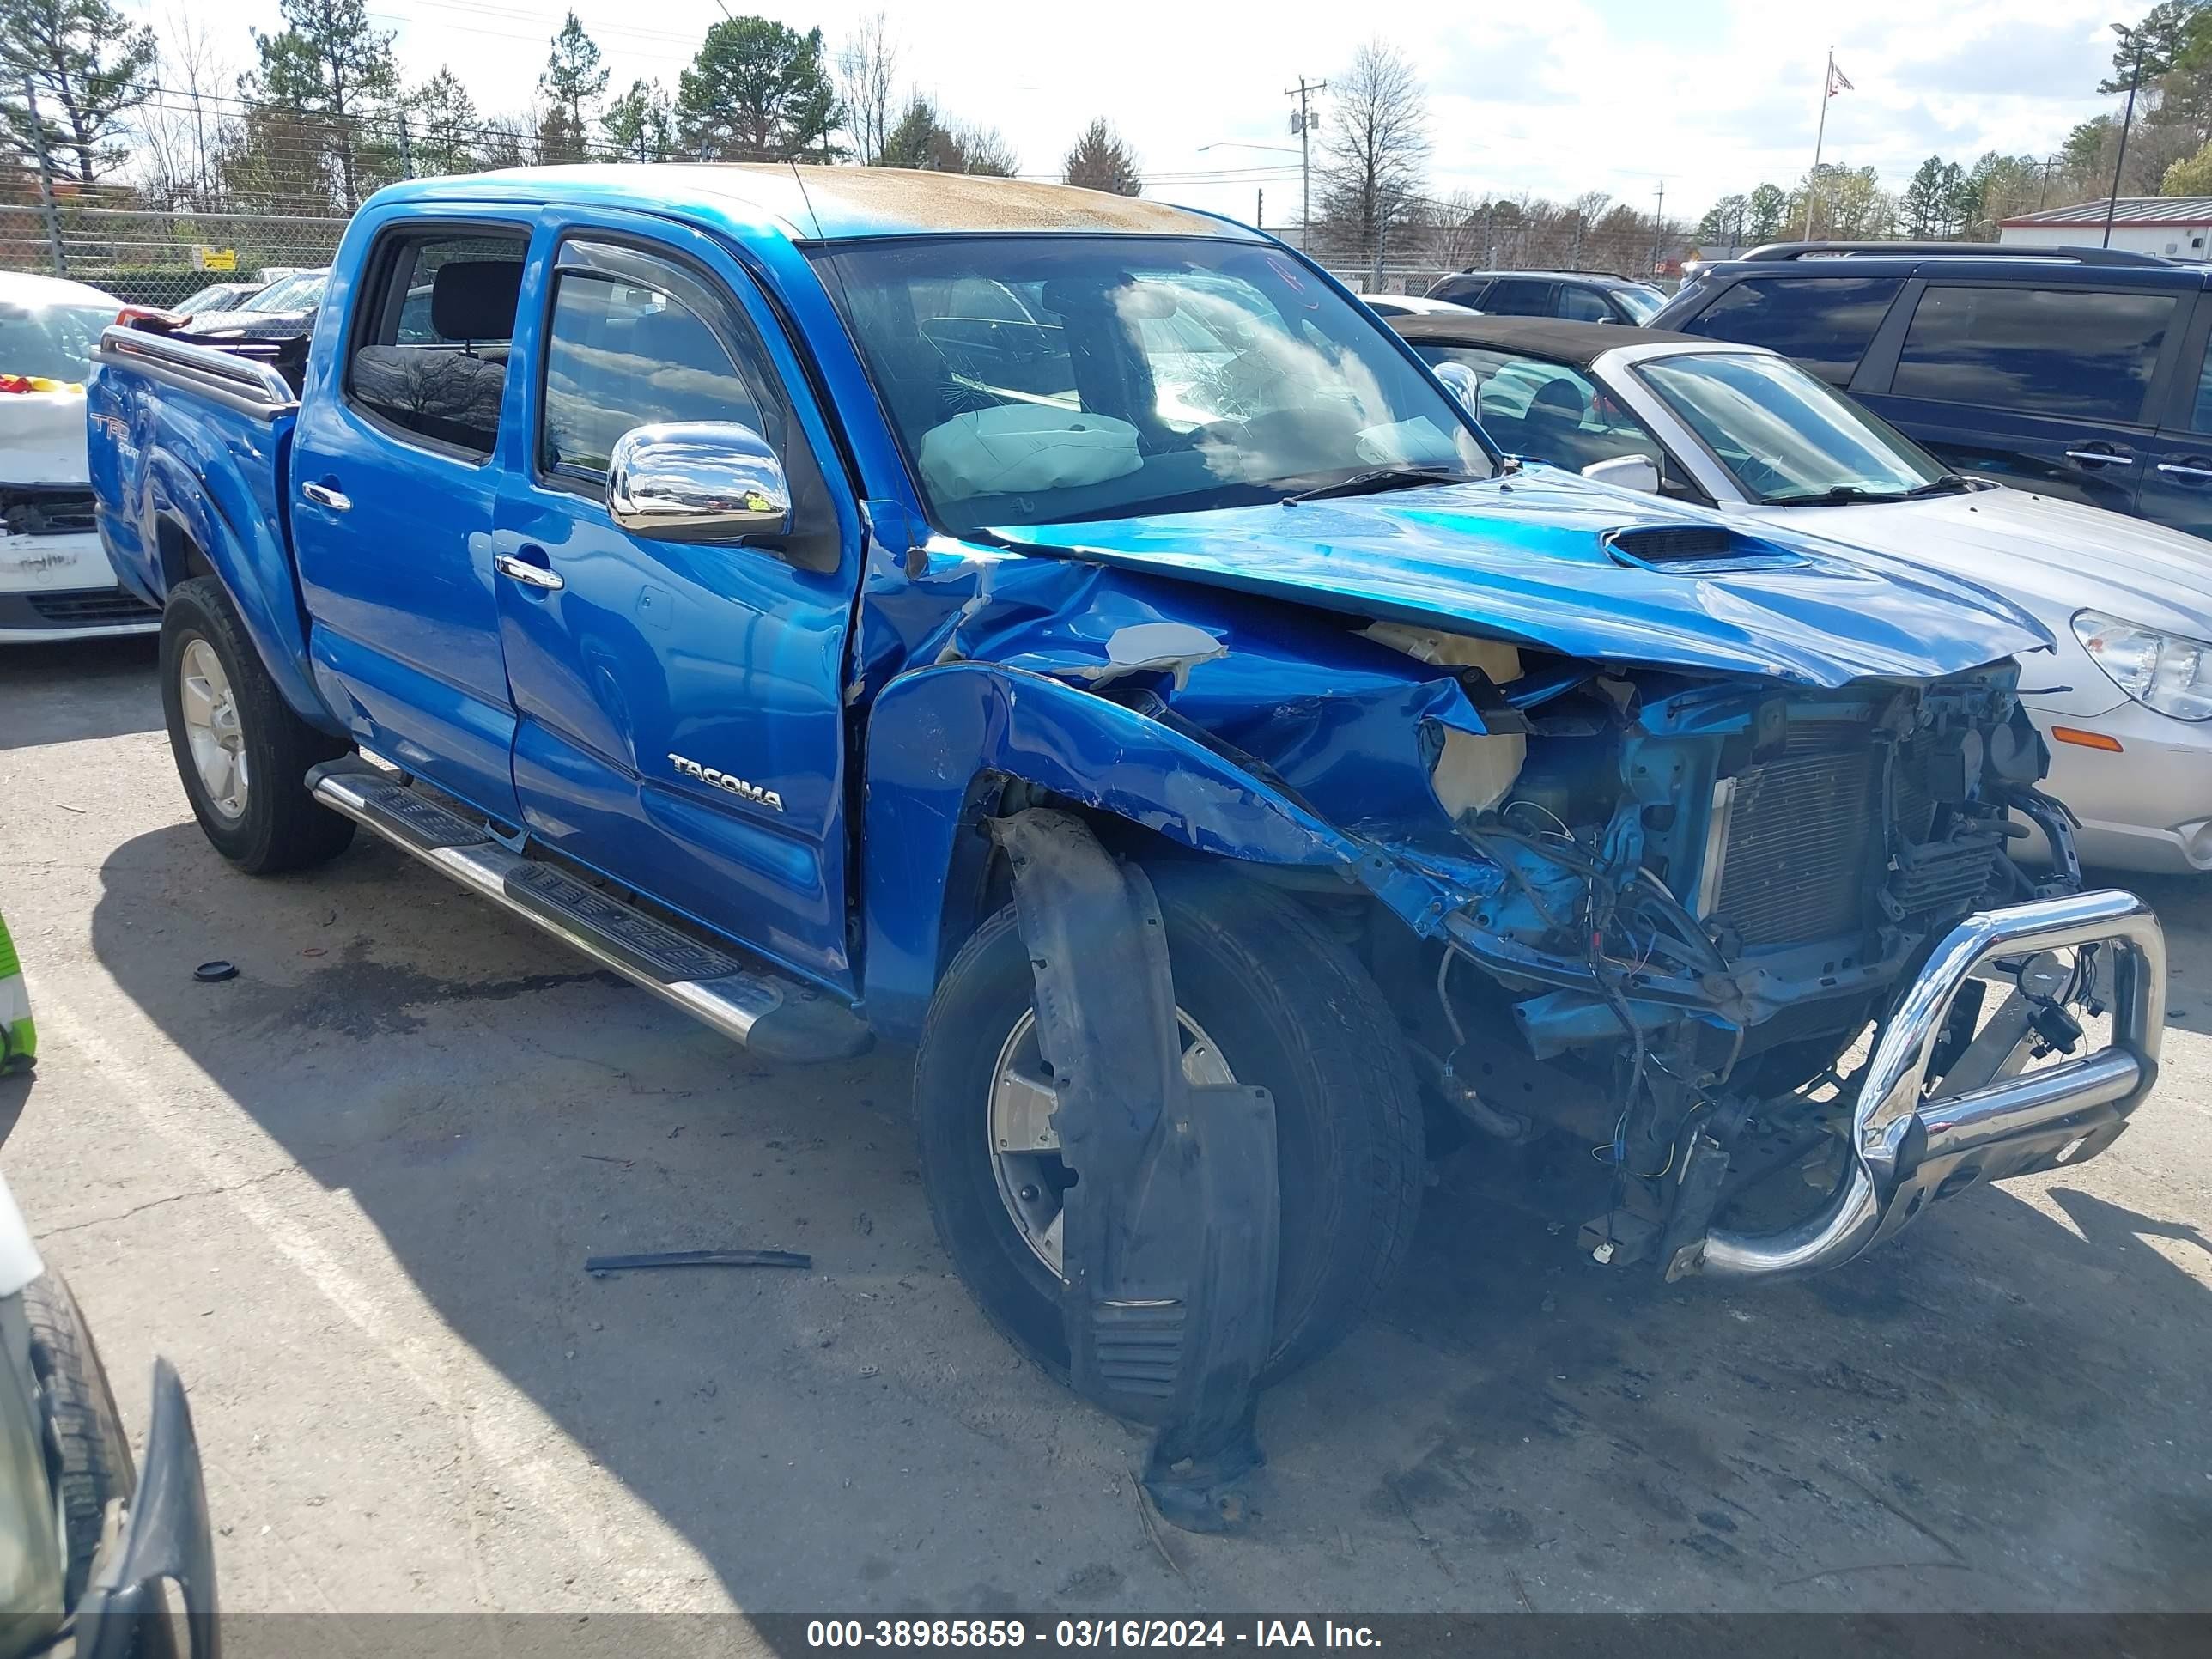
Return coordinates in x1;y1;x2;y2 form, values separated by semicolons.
1827;61;1854;96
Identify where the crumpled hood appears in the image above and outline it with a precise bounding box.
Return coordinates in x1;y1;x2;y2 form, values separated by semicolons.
991;471;2051;689
1745;485;2212;641
0;388;88;485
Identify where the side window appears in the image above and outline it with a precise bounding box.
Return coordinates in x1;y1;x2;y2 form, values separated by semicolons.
1420;345;1662;472
346;228;528;458
1892;285;2178;422
1485;280;1555;317
539;247;775;487
2185;337;2212;434
1557;285;1613;323
1676;276;1904;381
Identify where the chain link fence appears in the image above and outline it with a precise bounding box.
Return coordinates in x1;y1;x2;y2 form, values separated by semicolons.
0;199;350;307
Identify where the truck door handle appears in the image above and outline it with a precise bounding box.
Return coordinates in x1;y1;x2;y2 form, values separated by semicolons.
2063;450;2133;466
495;552;564;591
301;482;351;510
2156;460;2212;481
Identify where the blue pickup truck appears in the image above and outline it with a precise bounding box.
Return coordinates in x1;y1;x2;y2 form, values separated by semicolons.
85;166;2165;1522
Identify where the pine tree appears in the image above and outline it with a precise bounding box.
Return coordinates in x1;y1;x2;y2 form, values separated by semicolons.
601;77;674;162
1062;118;1140;195
538;13;607;147
409;66;479;176
0;0;155;185
675;15;840;162
240;0;401;208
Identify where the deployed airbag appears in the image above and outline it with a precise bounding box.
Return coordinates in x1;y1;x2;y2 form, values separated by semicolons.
918;406;1141;501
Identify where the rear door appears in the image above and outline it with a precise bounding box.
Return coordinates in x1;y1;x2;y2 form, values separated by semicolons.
1669;272;1905;387
290;210;532;817
1851;278;2185;514
2132;290;2212;535
489;210;863;991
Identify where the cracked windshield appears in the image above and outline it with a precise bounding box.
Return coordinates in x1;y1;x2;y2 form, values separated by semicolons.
815;236;1492;531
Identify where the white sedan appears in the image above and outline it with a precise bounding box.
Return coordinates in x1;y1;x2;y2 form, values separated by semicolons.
1392;313;2212;874
0;270;157;642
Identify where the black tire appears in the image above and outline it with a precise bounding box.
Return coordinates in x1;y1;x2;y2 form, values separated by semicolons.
916;860;1425;1388
160;576;354;874
22;1271;135;1607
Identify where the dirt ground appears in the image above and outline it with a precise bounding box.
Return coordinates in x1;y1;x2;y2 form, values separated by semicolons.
2;635;2208;1616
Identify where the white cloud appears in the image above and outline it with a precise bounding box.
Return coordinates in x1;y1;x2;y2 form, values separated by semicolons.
124;0;2136;221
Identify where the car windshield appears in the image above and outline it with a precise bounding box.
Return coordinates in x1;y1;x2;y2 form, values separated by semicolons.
0;301;116;383
251;271;326;312
1635;349;1948;503
177;283;246;313
811;235;1492;532
1614;285;1666;323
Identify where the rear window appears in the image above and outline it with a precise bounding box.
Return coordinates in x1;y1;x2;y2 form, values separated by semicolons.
345;229;528;458
1676;276;1903;380
1890;285;2178;423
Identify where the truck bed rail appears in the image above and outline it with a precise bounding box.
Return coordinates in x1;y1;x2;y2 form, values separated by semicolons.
94;325;297;419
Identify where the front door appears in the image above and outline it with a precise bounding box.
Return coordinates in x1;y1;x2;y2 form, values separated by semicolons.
491;215;862;991
290;211;534;818
1855;280;2182;515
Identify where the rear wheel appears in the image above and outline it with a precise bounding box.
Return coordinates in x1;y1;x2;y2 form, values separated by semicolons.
160;577;354;874
915;860;1425;1388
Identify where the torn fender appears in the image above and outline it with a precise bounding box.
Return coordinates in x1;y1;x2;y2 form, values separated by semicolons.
859;661;1370;1040
991;809;1278;1533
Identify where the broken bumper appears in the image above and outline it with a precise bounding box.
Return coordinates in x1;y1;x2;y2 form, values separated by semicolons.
1695;887;2165;1279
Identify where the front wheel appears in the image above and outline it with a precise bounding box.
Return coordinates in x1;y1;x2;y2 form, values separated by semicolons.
915;860;1425;1388
160;577;354;874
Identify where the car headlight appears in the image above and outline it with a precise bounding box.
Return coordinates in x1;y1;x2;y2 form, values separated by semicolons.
2072;610;2212;721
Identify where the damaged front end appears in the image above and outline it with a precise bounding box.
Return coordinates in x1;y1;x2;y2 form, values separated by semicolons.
862;522;2164;1291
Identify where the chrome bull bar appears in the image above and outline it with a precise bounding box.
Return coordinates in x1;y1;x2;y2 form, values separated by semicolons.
1697;887;2165;1279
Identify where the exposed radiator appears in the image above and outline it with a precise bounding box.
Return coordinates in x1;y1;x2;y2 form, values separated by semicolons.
1711;742;1878;949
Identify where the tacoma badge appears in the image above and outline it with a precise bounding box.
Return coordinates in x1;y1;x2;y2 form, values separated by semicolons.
669;752;783;811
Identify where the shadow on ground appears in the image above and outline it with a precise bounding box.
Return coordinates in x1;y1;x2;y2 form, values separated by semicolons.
1;635;160;751
70;816;2212;1615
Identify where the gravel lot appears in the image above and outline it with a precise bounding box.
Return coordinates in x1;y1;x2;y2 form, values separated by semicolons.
3;635;2209;1616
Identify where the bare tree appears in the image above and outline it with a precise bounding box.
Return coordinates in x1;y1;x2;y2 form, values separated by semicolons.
835;10;897;166
1316;39;1429;266
1062;117;1140;195
136;11;237;208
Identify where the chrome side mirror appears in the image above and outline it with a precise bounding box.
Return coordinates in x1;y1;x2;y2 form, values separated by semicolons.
608;421;791;543
1431;360;1482;421
1582;453;1662;495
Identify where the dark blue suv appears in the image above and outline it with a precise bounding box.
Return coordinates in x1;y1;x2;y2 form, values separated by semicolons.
1650;242;2212;538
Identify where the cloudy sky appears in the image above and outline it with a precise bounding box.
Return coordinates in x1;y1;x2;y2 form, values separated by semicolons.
129;0;2134;222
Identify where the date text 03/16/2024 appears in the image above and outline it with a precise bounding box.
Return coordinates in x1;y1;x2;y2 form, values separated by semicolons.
805;1621;1382;1649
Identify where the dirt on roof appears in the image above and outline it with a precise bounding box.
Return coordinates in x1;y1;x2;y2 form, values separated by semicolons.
729;164;1230;237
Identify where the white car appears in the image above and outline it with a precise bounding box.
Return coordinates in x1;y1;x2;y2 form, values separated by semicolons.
1394;313;2212;874
0;271;157;643
1352;291;1480;319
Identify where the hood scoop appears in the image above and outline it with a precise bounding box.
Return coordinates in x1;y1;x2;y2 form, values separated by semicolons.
1605;523;1806;575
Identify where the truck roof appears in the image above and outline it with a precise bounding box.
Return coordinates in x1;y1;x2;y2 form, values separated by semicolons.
371;164;1259;246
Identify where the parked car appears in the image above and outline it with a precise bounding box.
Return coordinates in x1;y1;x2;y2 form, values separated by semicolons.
1427;268;1668;323
1391;311;2212;874
165;268;331;391
171;281;269;316
0;272;161;642
1352;292;1480;319
86;167;2164;1522
1646;241;2212;539
0;1164;217;1658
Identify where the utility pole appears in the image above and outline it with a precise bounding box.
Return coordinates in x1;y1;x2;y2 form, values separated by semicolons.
1285;76;1326;251
1650;180;1665;275
398;107;415;179
1255;187;1263;228
2106;40;2149;249
21;78;65;278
